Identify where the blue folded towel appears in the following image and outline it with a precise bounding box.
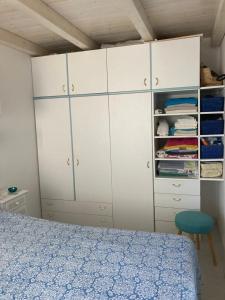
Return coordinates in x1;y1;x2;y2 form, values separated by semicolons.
165;97;198;108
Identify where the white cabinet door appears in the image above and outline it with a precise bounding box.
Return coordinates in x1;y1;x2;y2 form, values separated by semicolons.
109;93;154;231
71;95;112;203
35;98;74;200
152;37;200;89
107;44;151;92
68;49;107;94
32;54;68;97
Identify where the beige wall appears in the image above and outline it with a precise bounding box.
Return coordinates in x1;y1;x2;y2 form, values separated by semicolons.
0;44;41;217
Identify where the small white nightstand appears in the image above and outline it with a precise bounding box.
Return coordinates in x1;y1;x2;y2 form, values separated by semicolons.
0;190;28;215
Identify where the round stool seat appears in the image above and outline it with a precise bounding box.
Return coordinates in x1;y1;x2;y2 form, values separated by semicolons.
175;211;214;234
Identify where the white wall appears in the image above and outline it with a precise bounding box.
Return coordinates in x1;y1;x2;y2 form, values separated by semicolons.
218;36;225;249
201;37;221;74
0;44;41;217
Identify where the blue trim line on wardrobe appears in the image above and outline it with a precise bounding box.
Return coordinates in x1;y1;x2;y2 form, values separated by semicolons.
33;95;70;100
152;86;200;93
66;53;77;202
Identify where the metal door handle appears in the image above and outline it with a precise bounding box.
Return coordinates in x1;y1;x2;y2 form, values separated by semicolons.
144;78;147;86
155;77;159;86
67;158;70;166
147;161;150;168
172;183;181;188
76;159;79;166
173;197;182;202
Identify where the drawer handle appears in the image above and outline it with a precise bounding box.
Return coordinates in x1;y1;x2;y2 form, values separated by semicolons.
144;78;147;86
66;158;70;166
173;197;182;202
72;84;75;92
46;203;54;206
15;201;19;205
155;77;159;86
99;205;106;210
147;161;150;168
62;84;66;93
172;183;181;188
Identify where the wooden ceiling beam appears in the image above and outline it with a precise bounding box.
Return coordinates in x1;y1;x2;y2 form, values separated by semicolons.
0;27;48;56
14;0;98;50
121;0;155;41
212;0;225;46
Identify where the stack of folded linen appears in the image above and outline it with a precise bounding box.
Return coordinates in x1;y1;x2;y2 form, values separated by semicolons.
201;162;223;178
156;138;198;159
170;116;198;136
158;161;198;177
164;97;198;114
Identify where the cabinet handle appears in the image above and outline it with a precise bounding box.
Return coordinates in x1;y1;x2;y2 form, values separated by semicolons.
99;205;106;210
155;77;159;86
172;183;181;188
72;84;75;92
173;197;182;202
62;84;66;93
67;158;70;166
76;159;79;166
144;78;147;86
147;161;150;168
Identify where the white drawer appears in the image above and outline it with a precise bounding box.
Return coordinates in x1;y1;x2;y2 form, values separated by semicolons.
5;196;26;211
155;193;200;209
155;206;190;222
11;205;28;215
42;199;112;216
154;179;200;195
155;220;177;234
42;211;113;228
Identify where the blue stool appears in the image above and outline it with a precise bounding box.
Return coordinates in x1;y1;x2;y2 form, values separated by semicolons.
175;210;217;266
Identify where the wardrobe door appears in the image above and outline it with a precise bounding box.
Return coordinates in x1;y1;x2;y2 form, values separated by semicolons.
71;95;112;203
109;93;154;231
32;54;68;97
107;44;151;92
152;37;200;89
68;49;107;94
35;98;74;200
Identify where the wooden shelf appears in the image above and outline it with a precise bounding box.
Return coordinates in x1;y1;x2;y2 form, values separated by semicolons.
200;177;224;181
200;111;224;115
155;135;198;138
155;158;198;161
200;159;224;162
200;134;224;137
154;112;198;117
200;85;225;90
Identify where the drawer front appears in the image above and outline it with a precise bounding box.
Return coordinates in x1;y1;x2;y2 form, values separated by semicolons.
155;193;200;209
155;220;177;234
42;199;112;216
11;205;28;215
5;196;26;210
155;207;190;222
154;179;200;195
42;211;113;228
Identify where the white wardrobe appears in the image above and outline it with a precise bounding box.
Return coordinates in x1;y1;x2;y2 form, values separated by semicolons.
32;37;201;233
33;43;154;231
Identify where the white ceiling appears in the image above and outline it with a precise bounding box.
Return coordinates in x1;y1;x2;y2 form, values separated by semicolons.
0;0;222;53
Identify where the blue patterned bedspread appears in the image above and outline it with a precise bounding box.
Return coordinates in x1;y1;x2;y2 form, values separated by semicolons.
0;212;199;300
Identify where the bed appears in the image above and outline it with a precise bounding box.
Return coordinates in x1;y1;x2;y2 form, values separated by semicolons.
0;212;200;300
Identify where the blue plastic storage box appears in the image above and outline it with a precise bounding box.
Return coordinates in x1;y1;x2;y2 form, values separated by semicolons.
201;144;224;159
201;95;224;112
201;119;224;135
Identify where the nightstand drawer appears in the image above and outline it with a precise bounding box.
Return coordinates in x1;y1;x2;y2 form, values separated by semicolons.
5;196;26;211
154;179;200;195
155;207;190;222
155;193;200;209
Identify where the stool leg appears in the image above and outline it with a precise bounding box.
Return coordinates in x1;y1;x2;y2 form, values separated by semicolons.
196;234;200;250
207;233;217;266
178;230;182;235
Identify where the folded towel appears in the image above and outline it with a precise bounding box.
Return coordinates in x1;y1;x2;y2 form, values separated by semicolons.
165;97;198;108
157;119;169;136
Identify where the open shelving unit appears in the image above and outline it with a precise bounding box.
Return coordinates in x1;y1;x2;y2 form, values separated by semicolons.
152;85;225;181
